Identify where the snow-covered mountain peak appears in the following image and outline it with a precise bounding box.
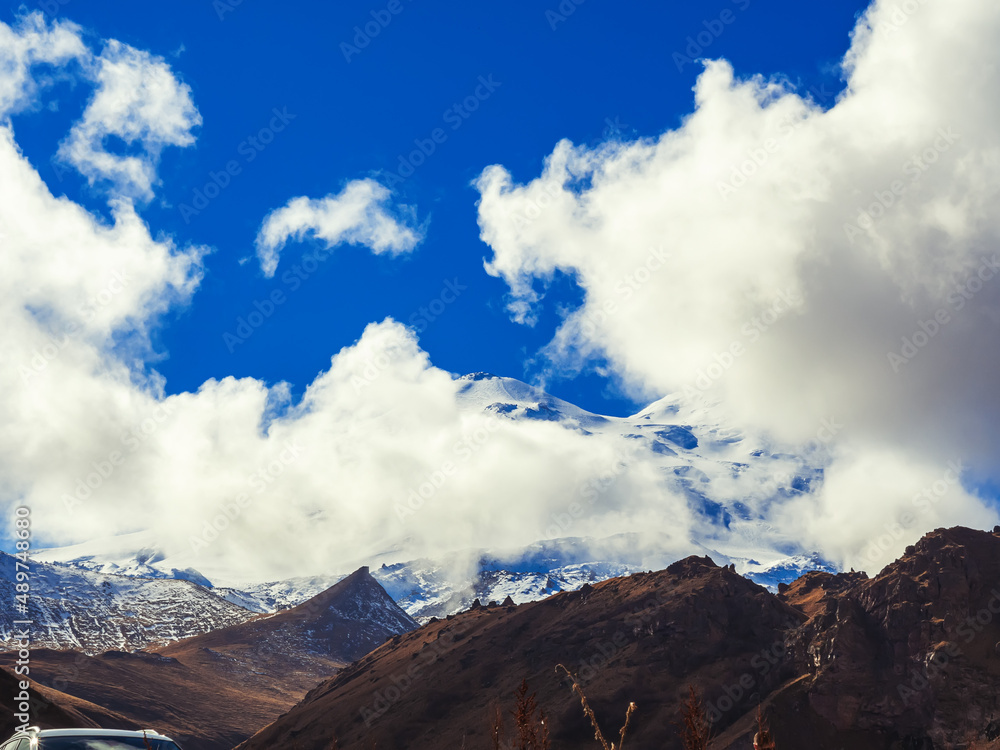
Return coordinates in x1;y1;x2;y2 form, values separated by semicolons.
35;530;214;588
19;373;838;638
0;550;256;653
455;372;610;426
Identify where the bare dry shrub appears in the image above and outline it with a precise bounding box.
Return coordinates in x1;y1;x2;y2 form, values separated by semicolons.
489;678;551;749
753;705;776;750
675;685;712;750
555;664;635;749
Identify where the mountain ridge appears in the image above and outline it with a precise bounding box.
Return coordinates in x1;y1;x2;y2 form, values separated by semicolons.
235;525;1000;750
0;566;417;750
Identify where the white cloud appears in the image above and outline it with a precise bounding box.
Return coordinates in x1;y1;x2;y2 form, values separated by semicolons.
773;445;995;572
57;39;201;200
3;0;999;586
254;178;424;277
475;0;1000;567
0;13;86;118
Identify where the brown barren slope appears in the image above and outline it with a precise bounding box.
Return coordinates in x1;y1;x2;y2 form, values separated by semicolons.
239;556;803;749
239;527;1000;749
0;665;135;738
0;567;416;750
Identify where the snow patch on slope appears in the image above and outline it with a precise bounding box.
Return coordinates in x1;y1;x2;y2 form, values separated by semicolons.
0;551;255;653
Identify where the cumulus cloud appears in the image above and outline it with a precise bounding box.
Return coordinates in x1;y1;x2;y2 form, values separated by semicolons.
0;16;202;554
254;179;424;277
16;315;698;583
475;0;1000;568
57;39;201;199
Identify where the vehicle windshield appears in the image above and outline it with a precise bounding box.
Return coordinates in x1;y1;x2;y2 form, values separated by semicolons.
38;738;181;750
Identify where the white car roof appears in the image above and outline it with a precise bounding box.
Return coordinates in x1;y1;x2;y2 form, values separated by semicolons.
23;731;174;741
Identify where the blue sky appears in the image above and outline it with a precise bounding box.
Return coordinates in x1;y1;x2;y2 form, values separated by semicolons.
12;0;868;416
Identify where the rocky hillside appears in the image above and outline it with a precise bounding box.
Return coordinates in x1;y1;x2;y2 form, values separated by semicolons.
238;526;1000;749
0;567;417;750
12;528;1000;748
238;554;805;749
760;525;1000;749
